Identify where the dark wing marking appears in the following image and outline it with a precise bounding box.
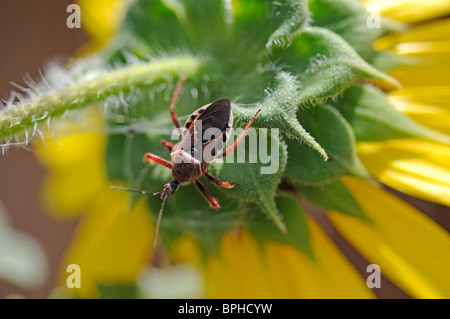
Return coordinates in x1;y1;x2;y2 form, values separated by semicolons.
184;99;231;131
197;98;231;133
191;98;232;144
183;106;207;131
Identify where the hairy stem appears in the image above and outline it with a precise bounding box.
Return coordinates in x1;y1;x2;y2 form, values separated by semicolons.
0;55;203;141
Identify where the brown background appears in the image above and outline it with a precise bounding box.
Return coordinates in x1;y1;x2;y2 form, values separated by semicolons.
0;0;448;299
0;0;86;298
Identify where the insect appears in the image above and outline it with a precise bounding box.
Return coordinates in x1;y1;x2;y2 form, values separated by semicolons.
112;79;260;247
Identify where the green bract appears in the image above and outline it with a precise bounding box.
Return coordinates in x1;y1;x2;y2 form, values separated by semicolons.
0;0;443;253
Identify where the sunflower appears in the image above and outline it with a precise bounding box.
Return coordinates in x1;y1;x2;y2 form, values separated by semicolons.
13;0;450;298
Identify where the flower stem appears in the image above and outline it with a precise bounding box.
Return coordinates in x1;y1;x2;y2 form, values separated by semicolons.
0;55;203;142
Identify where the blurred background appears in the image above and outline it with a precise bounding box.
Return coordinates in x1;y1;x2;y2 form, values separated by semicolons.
0;0;87;298
0;0;448;299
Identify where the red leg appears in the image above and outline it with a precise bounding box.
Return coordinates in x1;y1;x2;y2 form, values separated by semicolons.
194;179;220;209
204;172;237;189
161;139;175;152
170;77;185;130
223;109;261;157
143;152;174;169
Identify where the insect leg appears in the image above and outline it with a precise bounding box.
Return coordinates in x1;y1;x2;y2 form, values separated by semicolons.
170;77;185;130
194;179;220;209
160;139;175;152
223;109;261;157
144;152;174;169
204;172;237;189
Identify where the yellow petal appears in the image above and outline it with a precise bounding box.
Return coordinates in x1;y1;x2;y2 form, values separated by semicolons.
203;224;374;298
78;0;127;46
34;131;107;218
365;0;450;24
329;177;450;298
40;168;104;218
170;235;203;266
264;219;374;298
389;86;450;107
388;65;450;87
358;139;450;206
59;191;153;298
392;41;450;64
389;98;450;135
204;231;272;298
34;131;105;170
394;41;450;55
374;18;450;50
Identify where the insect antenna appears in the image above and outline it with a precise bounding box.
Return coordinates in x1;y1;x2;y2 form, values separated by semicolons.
152;196;168;248
110;185;162;196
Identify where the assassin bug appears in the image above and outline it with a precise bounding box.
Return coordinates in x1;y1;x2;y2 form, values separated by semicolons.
112;79;261;247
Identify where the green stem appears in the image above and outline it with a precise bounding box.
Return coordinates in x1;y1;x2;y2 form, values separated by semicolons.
0;55;203;141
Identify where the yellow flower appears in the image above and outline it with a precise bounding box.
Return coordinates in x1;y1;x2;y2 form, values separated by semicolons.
364;0;450;23
35;116;154;298
198;224;374;298
330;177;450;298
358;3;450;206
75;0;128;55
34;0;450;298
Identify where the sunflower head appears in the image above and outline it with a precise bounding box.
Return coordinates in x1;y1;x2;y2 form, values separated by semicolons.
1;0;449;298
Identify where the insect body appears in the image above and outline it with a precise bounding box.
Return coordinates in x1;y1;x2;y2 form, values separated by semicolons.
112;79;260;247
169;97;233;186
